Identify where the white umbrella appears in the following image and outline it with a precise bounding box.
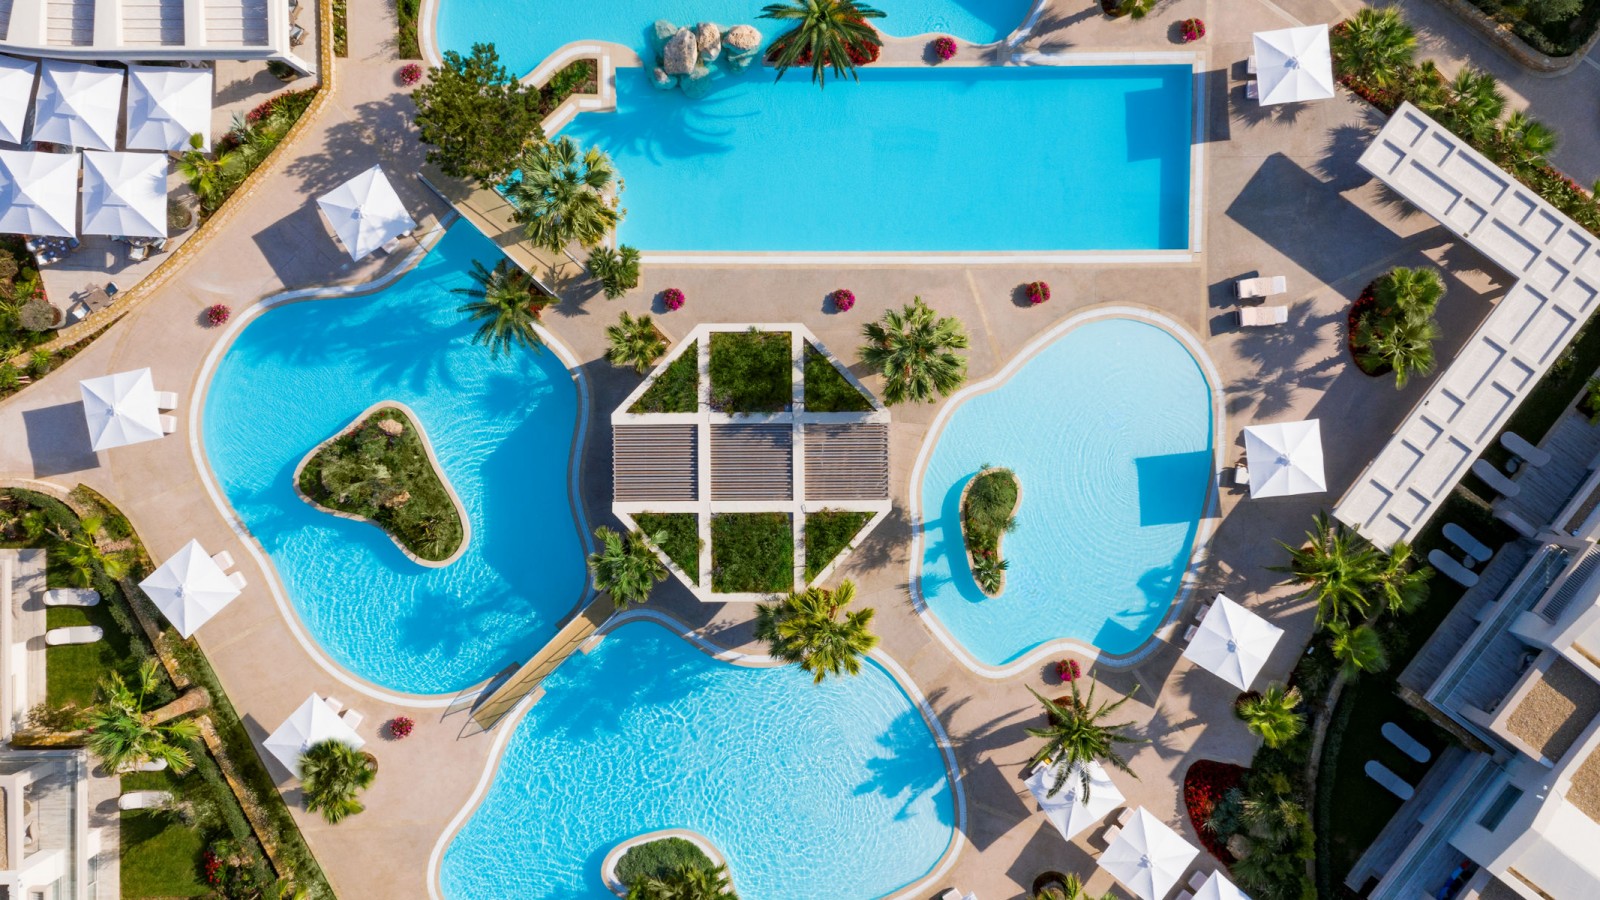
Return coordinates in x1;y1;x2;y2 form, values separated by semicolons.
1195;871;1253;900
126;64;214;151
33;60;124;151
0;55;39;144
316;165;417;261
81;151;169;239
138;539;241;638
1182;594;1284;691
263;693;365;778
1253;25;1335;106
1243;419;1326;498
1026;760;1125;842
79;368;164;451
1100;808;1201;900
0;150;79;238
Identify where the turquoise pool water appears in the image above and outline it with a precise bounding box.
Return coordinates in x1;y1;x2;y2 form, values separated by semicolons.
556;65;1192;252
440;620;955;899
202;224;588;694
916;317;1213;665
437;0;1038;79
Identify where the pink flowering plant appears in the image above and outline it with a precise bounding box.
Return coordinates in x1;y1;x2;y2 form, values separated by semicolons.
206;304;231;326
932;36;958;62
389;716;414;739
1056;659;1082;682
399;63;424;86
831;288;856;312
1025;281;1050;305
1181;18;1205;42
661;288;686;311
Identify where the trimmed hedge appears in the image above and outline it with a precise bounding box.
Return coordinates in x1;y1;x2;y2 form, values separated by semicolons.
615;837;714;886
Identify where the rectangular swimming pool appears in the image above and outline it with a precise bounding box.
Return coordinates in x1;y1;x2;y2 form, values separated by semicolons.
556;64;1194;254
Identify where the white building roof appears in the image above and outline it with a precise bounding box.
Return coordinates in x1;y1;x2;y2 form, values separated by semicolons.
81;151;168;238
125;63;214;151
0;0;311;73
0;55;38;144
1334;104;1600;549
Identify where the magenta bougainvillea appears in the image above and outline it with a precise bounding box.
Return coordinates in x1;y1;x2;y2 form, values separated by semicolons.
1181;18;1206;42
389;716;414;739
831;288;856;312
1026;281;1051;305
1056;659;1082;682
206;304;231;326
399;63;424;86
932;36;958;62
661;288;686;311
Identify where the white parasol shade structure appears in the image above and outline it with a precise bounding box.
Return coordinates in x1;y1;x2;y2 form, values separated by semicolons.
1100;807;1201;900
1242;418;1326;498
1252;25;1335;106
316;165;416;261
264;694;365;778
0;150;78;238
81;152;169;239
1026;760;1126;842
79;368;164;450
33;60;124;151
1182;594;1285;691
138;539;242;638
0;55;39;144
126;64;215;151
1195;871;1253;900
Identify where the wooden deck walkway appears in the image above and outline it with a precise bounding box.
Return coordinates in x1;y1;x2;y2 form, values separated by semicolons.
469;593;614;731
418;166;586;297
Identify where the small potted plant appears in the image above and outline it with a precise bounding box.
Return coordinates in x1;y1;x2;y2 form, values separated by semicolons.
831;288;856;312
389;716;414;739
661;287;686;311
1025;281;1051;305
206;303;231;326
399;63;424;86
1181;18;1206;42
1056;659;1082;682
931;36;958;62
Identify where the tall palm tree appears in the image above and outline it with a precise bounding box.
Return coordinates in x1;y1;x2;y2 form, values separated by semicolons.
626;862;737;900
1025;682;1145;800
51;516;128;586
451;259;554;357
1373;540;1432;615
1236;683;1304;748
509;137;621;252
1329;622;1390;677
588;526;668;608
859;296;969;405
1434;68;1506;143
606;312;667;374
1272;512;1383;627
761;0;885;87
754;580;879;683
83;660;200;774
1374;266;1445;320
588;244;642;300
299;739;377;824
1356;309;1439;389
1330;8;1417;88
1495;110;1559;167
1237;773;1311;844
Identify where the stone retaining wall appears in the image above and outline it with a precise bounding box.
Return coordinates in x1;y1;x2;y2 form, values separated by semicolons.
1429;0;1600;76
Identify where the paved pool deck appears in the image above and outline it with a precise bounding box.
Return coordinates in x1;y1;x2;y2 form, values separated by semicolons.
0;0;1595;897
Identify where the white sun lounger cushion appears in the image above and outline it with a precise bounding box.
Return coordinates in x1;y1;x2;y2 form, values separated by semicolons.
1471;460;1521;498
43;588;100;607
159;415;178;434
117;790;173;810
1238;305;1288;327
227;571;247;590
155;391;178;411
1382;722;1432;763
1443;523;1492;562
1365;761;1414;800
1500;431;1551;468
45;626;104;645
1428;549;1479;588
211;550;233;570
1236;275;1286;299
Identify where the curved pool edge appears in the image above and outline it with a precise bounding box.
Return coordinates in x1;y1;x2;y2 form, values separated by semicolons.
906;304;1226;680
424;610;970;900
187;217;599;708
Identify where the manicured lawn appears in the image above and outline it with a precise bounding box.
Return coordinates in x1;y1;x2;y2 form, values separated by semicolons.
44;601;131;709
121;769;209;898
961;468;1019;556
630;341;699;414
711;513;793;593
804;510;871;580
803;343;873;413
615;836;714;886
635;512;700;581
710;330;791;414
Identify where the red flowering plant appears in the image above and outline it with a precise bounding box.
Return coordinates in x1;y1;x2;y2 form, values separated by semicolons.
389;715;415;739
399;63;424;86
1183;760;1245;863
1026;281;1051;305
202;850;224;886
932;36;958;62
206;304;231;326
831;288;856;312
661;288;686;311
1181;18;1206;41
1055;659;1082;682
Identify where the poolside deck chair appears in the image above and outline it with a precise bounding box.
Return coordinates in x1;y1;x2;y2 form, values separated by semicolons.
1501;431;1551;468
117;791;173;811
1495;508;1538;539
1364;761;1414;801
1382;723;1432;763
340;708;364;730
1246;56;1258;75
211;550;234;570
1238;305;1288;327
1235;275;1286;299
159;415;177;434
1443;523;1492;563
227;572;247;590
1189;872;1209;891
1101;824;1122;846
155;391;178;411
43;588;99;607
1471;459;1521;499
1245;81;1259;100
323;696;344;714
45;626;103;646
1182;624;1199;643
1428;550;1479;588
1176;891;1194;900
1229;464;1250;488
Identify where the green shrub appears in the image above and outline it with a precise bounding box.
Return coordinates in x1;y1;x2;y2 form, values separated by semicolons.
803;343;873;412
711;513;792;593
396;0;421;58
710;330;791;413
804;510;870;580
635;513;700;581
332;0;347;56
630;342;698;413
615;837;714;886
588;245;642;299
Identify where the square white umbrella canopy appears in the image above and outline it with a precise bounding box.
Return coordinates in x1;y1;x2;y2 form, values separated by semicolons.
1242;418;1326;498
1100;807;1201;900
316;165;417;261
81;151;169;239
1253;25;1335;106
264;693;365;778
0;150;79;238
1195;871;1253;900
1182;594;1285;691
138;539;241;638
34;60;124;151
0;55;39;144
126;64;214;151
79;368;164;450
1026;760;1126;842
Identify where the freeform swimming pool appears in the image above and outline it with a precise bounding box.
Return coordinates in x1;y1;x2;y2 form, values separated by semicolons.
915;316;1214;666
202;224;588;695
556;64;1193;253
439;619;956;900
436;0;1039;80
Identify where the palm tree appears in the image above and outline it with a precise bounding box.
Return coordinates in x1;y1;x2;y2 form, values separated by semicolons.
509;137;621;252
451;259;554;357
1434;68;1506;143
1237;773;1311;844
1236;683;1304;748
51;516;128;586
1272;512;1383;628
606;312;667;374
588;526;668;608
83;660;200;774
588;245;642;300
1036;874;1116;900
1329;622;1389;677
1356;309;1439;389
1330;8;1417;88
1374;266;1445;320
1373;540;1432;615
859;296;969;405
1025;682;1145;800
626;862;736;900
754;580;879;683
1495;110;1559;167
299;739;377;824
761;0;885;86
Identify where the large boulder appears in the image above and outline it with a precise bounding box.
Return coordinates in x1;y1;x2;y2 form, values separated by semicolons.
652;19;679;48
680;63;722;99
696;22;722;61
663;28;698;75
723;24;760;51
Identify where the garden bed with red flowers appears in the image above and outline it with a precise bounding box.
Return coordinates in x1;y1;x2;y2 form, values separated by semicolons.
1184;759;1245;863
1346;280;1392;377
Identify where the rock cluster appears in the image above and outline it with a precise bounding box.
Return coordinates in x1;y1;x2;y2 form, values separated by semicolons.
649;19;762;95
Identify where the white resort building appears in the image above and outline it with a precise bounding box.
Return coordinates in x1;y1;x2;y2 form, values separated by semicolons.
0;0;313;74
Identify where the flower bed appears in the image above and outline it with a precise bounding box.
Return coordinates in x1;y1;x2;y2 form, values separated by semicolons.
709;329;791;413
1184;760;1246;863
1181;18;1206;41
803;342;873;413
661;287;685;311
1026;281;1051;305
831;288;855;312
206;304;231;327
1345;280;1395;377
804;509;872;580
932;36;958;61
635;512;701;580
388;716;414;739
710;513;793;593
399;63;423;86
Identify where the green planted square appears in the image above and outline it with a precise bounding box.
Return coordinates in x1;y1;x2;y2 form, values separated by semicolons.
711;513;793;593
630;341;699;414
804;510;872;580
634;512;701;581
803;343;874;413
710;330;792;413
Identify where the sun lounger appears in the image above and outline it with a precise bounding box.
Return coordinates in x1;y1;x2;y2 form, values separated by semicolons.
117;791;173;811
1189;872;1209;891
1183;624;1199;643
323;696;344;714
45;626;103;646
159;415;178;434
227;571;247;590
1245;81;1259;100
1235;275;1287;299
1364;761;1414;800
1500;431;1551;468
133;757;169;772
1230;464;1250;487
1495;508;1538;539
1382;723;1432;763
1443;524;1492;563
1428;550;1479;588
340;708;364;730
43;588;99;607
211;550;233;570
1102;824;1122;846
1246;56;1258;75
1238;305;1288;327
1176;892;1194;900
155;391;178;411
1471;460;1521;498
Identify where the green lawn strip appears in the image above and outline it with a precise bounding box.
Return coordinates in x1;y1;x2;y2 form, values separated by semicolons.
803;343;872;413
710;330;791;414
961;469;1018;556
332;0;347;56
634;513;700;581
298;406;464;562
615;837;714;886
121;808;210;898
711;513;793;594
630;341;698;413
395;0;421;58
44;602;131;709
804;510;871;581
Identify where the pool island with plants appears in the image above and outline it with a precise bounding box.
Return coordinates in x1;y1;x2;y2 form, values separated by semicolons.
961;467;1020;596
